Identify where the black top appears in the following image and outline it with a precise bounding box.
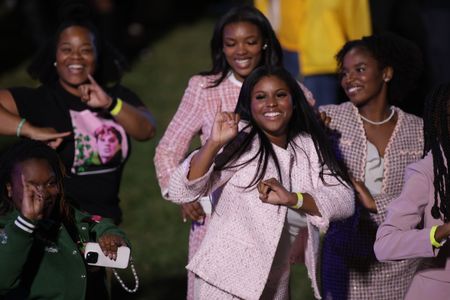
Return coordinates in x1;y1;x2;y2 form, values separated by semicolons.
10;82;143;223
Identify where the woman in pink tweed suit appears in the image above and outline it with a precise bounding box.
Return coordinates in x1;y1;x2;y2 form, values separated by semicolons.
319;34;424;299
154;5;313;299
375;83;450;299
168;67;354;299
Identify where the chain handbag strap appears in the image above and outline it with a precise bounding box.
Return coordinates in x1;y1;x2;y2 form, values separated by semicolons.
112;257;139;293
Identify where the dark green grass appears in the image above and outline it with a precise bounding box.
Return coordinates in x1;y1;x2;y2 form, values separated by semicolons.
0;18;314;300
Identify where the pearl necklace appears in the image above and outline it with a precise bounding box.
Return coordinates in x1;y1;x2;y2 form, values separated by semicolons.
112;257;139;293
359;107;395;125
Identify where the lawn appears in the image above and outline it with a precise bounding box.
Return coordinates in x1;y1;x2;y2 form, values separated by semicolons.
0;17;314;300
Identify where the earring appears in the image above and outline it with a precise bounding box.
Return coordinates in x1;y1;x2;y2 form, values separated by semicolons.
53;62;57;67
262;44;268;50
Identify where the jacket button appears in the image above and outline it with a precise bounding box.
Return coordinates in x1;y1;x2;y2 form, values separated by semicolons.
72;250;77;255
81;274;86;279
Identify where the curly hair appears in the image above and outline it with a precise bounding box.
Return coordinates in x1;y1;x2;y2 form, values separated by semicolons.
423;82;450;222
199;4;283;87
27;4;129;86
336;33;423;104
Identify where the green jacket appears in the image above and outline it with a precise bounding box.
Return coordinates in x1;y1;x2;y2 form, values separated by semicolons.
0;209;128;300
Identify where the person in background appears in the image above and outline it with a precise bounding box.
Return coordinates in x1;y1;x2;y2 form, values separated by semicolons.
375;83;450;299
256;0;372;106
153;5;314;299
167;66;353;299
0;139;129;300
0;10;155;225
319;33;424;299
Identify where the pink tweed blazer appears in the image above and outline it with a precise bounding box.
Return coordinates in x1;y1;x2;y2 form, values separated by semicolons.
168;133;354;299
154;74;315;197
375;153;450;299
154;74;241;196
319;102;424;299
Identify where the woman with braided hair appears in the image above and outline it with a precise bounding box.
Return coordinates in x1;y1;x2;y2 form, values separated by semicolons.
375;83;450;299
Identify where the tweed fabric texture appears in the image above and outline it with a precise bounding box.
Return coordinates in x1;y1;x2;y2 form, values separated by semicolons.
319;102;423;300
375;153;450;299
168;133;354;299
155;73;315;299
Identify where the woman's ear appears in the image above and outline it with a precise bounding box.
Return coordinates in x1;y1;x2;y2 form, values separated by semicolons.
383;66;394;82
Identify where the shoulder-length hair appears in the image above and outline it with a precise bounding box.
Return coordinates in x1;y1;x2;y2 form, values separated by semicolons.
200;4;283;87
27;19;129;86
215;66;351;188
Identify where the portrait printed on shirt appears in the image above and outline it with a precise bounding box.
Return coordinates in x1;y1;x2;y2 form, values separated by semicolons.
70;110;128;175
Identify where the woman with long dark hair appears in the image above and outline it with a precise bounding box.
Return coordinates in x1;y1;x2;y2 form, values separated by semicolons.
153;5;313;298
167;66;353;299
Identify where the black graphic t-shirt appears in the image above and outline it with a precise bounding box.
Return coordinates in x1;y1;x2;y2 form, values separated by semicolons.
10;82;143;223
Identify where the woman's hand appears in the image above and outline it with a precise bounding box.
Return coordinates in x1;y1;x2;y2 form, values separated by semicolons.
23;124;71;149
78;74;113;109
257;178;297;206
319;111;331;127
181;202;205;223
210;112;240;149
352;178;377;213
98;234;127;260
20;175;45;221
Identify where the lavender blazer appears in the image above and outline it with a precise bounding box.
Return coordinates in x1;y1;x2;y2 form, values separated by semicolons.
375;153;450;299
168;133;354;299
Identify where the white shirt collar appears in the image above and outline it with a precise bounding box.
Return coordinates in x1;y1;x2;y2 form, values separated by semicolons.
227;72;243;88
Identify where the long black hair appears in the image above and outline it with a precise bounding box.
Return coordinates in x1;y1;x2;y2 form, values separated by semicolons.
423;83;450;221
200;4;283;87
27;3;128;86
336;33;423;104
215;66;351;188
0;140;74;226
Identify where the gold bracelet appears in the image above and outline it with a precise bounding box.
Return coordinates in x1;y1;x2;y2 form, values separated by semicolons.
290;192;304;209
110;98;123;116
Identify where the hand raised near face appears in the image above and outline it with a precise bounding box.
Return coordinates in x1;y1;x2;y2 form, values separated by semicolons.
210;112;240;148
78;74;113;109
20;175;45;221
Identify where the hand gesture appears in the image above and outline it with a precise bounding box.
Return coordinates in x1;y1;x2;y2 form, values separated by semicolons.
257;178;295;206
210;112;240;148
318;111;331;127
28;126;71;149
98;234;127;260
20;175;45;221
78;74;112;109
351;178;377;212
181;202;205;223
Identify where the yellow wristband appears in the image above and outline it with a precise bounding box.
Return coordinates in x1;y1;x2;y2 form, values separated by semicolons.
291;192;304;209
110;98;123;116
430;225;445;248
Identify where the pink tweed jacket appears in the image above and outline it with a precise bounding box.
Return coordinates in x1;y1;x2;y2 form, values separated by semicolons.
375;153;450;300
319;102;424;299
154;74;315;196
168;133;354;299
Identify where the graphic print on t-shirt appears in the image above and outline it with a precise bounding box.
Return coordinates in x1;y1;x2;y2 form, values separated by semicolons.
70;110;128;175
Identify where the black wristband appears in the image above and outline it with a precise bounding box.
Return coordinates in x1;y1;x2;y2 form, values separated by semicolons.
107;97;118;112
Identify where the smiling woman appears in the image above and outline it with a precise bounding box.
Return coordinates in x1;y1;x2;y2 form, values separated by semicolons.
0;11;156;225
319;33;425;300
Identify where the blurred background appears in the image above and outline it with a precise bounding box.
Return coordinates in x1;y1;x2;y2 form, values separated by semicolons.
1;0;449;299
